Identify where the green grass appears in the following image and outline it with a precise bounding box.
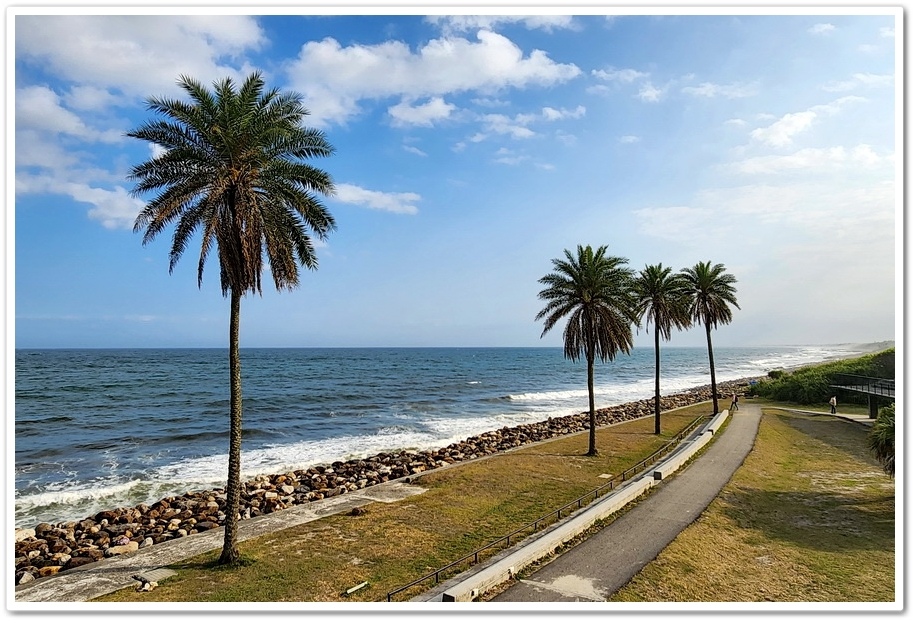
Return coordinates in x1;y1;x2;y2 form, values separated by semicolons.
609;398;896;603
90;396;895;604
93;404;710;603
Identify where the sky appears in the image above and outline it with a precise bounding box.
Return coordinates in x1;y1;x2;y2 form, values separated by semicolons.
8;4;902;349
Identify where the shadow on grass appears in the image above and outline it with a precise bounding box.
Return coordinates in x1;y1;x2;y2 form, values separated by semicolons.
769;409;883;465
717;486;894;554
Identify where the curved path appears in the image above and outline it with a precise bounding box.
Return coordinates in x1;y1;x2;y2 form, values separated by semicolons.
489;403;764;602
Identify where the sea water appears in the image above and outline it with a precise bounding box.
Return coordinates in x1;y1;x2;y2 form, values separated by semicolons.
13;345;861;528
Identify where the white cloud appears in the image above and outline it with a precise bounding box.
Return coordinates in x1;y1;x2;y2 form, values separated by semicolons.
479;113;536;139
541;105;585;121
592;67;649;83
18;174;144;229
821;72;894;92
15;15;266;98
389;97;456;127
808;23;836;35
426;15;576;33
731;145;889;174
637;81;666;102
725;118;747;127
681;81;758;99
333;183;421;215
403;145;428;157
16;85;122;143
751;111;816;147
619;135;640;144
880;27;895;38
750;96;864;147
286;30;581;126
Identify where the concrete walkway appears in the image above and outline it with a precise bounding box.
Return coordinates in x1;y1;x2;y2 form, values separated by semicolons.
486;404;873;602
488;404;765;602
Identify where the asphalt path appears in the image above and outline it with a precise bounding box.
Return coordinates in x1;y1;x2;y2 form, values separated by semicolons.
490;403;764;602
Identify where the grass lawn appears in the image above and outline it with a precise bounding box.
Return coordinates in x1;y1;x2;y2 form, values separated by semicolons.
91;397;895;604
93;404;711;603
610;398;896;603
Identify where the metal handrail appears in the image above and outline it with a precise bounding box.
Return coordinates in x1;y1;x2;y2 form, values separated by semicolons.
386;413;709;601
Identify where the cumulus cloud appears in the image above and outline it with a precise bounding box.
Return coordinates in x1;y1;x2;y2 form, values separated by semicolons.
16;15;266;99
333;183;421;215
16;85;122;143
751;111;817;147
637;81;667;102
750;96;864;147
388;97;456;127
286;30;581;126
17;172;145;229
808;23;836;35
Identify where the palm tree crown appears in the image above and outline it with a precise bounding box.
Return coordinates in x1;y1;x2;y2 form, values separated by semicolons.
536;244;636;455
633;264;691;434
128;71;336;295
680;261;740;414
681;261;739;331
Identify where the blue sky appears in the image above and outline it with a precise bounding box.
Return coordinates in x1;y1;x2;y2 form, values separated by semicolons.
9;6;901;349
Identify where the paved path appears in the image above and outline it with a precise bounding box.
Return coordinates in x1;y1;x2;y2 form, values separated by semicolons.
490;404;765;602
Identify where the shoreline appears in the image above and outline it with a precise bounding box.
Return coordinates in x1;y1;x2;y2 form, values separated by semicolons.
13;342;891;584
14;376;758;584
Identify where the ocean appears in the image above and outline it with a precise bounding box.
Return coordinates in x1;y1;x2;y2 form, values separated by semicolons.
12;344;863;529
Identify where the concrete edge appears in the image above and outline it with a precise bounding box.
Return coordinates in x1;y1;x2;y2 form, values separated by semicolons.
439;475;659;602
427;410;731;603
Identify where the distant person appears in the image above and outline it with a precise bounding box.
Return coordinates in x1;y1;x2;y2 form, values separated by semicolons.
730;392;739;411
829;396;837;414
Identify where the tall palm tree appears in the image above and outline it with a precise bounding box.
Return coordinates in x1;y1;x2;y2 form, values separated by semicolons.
680;261;739;415
127;72;336;565
633;264;691;434
536;245;636;456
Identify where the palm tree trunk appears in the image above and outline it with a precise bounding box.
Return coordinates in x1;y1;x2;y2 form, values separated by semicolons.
219;288;243;565
705;320;719;415
654;323;661;435
586;353;597;456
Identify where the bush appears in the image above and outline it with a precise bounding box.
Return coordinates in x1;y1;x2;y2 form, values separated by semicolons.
868;403;895;477
753;348;895;405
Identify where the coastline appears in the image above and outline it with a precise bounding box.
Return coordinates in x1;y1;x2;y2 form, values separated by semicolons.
14;376;756;584
13;342;891;585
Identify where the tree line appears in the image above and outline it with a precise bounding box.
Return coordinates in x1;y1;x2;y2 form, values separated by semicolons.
536;246;739;456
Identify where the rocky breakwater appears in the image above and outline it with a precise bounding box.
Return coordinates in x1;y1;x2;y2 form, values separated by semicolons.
14;379;754;586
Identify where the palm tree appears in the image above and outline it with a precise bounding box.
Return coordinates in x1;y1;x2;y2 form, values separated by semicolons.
536;245;636;456
633;264;691;434
868;403;894;477
680;261;739;415
127;72;336;565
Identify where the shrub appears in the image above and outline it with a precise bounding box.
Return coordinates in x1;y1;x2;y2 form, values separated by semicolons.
868;403;895;477
753;348;895;405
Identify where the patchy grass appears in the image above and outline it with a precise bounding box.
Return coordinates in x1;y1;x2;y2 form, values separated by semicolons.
609;402;895;603
93;404;711;603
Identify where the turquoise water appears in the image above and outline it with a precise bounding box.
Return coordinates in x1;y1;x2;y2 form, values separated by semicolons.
13;345;858;527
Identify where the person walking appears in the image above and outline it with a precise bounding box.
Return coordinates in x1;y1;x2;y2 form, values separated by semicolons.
730;392;739;411
829;395;837;414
